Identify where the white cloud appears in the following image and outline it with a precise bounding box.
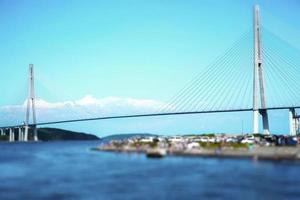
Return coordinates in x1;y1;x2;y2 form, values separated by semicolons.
0;95;165;125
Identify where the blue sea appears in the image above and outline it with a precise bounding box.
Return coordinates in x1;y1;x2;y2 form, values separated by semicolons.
0;141;299;200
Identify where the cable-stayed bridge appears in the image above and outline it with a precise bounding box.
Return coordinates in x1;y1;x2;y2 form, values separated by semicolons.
1;5;300;141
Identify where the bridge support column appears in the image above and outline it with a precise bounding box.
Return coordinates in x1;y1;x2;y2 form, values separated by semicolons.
0;129;4;136
296;118;299;135
253;110;259;133
289;108;297;136
260;109;270;135
24;64;38;142
18;127;23;141
252;5;270;134
33;126;38;142
9;128;15;142
24;126;29;141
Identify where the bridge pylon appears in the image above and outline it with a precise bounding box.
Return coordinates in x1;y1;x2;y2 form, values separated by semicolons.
18;127;23;141
24;64;38;141
9;128;15;142
289;108;299;136
253;5;270;135
297;119;299;135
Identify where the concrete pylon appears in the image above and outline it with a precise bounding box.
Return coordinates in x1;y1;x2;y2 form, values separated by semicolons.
24;126;29;142
0;129;4;136
289;108;297;136
18;127;23;141
252;5;259;133
24;64;38;141
296;118;299;135
9;128;15;142
253;5;270;134
33;125;38;141
260;109;270;135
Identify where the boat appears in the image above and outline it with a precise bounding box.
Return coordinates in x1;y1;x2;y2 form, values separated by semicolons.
146;148;167;158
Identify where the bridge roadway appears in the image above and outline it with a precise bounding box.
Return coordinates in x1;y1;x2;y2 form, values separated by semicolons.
1;106;299;129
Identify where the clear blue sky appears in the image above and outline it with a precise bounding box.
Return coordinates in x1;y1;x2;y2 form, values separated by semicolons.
1;0;300;136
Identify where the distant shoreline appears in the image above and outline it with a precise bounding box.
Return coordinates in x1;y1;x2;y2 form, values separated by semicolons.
93;145;300;161
93;133;300;161
0;128;100;142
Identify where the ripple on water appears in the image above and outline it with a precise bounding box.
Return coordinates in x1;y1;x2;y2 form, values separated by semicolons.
0;141;300;200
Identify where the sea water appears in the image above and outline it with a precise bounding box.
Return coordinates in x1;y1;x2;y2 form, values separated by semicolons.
0;141;299;200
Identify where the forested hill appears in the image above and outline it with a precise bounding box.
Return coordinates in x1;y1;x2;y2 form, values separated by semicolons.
36;128;100;141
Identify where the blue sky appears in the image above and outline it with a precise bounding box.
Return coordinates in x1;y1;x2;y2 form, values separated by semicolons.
1;0;300;136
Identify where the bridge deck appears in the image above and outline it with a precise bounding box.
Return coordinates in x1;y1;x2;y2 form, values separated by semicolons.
1;106;299;129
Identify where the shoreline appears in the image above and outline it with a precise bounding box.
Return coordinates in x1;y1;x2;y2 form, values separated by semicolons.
92;146;300;161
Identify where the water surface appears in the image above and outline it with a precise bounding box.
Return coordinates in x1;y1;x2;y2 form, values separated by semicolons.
0;141;299;200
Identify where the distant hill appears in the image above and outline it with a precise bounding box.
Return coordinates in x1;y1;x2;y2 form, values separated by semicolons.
101;133;157;142
36;128;100;141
